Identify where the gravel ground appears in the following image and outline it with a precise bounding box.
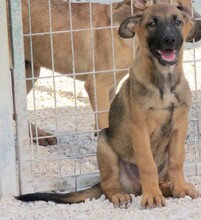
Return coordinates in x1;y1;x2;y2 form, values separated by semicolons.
1;176;201;220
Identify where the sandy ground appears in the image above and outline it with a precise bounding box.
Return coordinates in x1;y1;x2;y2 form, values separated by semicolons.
0;176;201;219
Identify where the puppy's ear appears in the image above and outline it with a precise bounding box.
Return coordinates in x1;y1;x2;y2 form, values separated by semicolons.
182;12;198;42
118;12;144;38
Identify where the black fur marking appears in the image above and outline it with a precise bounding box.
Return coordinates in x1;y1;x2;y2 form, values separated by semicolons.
167;102;174;115
170;73;180;93
160;122;173;138
151;69;165;99
168;72;172;86
170;75;181;102
133;79;153;98
108;93;125;139
160;103;174;138
147;13;184;66
105;127;110;137
170;86;175;93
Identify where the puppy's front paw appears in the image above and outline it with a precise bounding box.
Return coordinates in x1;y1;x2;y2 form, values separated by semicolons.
172;182;200;199
112;193;132;208
141;191;165;208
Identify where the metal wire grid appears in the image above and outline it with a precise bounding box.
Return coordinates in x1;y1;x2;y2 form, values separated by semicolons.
11;0;201;194
17;0;126;193
25;1;128;142
25;2;120;140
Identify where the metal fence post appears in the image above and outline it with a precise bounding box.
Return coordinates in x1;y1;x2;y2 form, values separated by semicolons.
9;0;30;195
0;0;18;196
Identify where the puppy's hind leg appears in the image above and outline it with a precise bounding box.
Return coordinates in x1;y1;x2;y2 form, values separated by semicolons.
97;129;132;208
159;179;173;198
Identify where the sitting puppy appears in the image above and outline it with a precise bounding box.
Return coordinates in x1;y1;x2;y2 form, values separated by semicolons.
97;2;200;208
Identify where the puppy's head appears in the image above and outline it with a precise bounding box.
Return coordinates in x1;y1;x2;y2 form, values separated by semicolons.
119;3;197;66
117;0;201;42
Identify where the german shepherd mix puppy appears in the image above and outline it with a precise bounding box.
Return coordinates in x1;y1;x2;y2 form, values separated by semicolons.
9;0;201;145
17;3;200;208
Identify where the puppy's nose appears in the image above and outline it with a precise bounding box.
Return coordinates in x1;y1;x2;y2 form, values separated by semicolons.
163;35;176;46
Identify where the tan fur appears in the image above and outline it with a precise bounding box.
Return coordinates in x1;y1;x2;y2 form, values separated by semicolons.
8;0;201;145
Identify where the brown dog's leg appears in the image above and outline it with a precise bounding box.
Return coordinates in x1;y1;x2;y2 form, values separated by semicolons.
85;75;111;130
85;71;126;131
25;61;40;94
25;62;57;146
97;130;132;207
168;114;199;198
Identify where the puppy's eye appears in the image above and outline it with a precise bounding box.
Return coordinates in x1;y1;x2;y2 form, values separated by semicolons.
175;19;182;26
177;5;184;11
149;21;157;27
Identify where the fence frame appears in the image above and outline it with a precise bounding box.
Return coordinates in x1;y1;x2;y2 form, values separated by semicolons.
9;0;30;196
0;0;17;196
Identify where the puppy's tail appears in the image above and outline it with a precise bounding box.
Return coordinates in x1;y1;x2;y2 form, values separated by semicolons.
16;183;102;204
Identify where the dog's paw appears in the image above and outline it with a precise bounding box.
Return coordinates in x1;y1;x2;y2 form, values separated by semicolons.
37;136;57;146
172;182;200;199
112;193;132;208
34;127;57;146
141;191;165;209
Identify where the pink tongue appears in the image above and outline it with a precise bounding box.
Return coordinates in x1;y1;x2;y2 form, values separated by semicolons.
159;50;176;62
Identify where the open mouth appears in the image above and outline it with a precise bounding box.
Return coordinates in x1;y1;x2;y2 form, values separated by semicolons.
151;45;178;66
